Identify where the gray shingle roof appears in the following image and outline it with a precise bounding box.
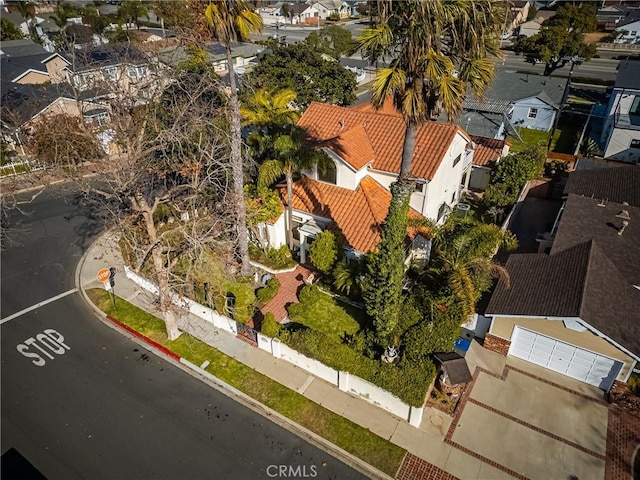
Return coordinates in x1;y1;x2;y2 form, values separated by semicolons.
487;190;640;356
615;60;640;90
0;39;48;58
564;165;640;207
467;70;567;111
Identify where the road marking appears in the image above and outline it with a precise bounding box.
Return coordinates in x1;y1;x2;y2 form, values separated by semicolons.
1;289;78;324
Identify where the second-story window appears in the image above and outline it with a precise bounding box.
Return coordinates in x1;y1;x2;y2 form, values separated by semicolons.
527;107;538;119
453;154;461;167
104;67;117;81
318;161;337;185
127;65;147;79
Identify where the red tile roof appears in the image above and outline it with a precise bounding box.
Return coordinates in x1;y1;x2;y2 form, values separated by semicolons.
283;175;422;253
470;135;505;167
320;123;375;170
298;101;468;181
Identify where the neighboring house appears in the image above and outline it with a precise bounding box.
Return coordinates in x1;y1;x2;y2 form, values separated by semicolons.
264;99;474;263
290;2;320;25
467;136;510;191
0;81;111;155
483;165;640;393
517;17;543;37
614;16;640;44
0;39;69;84
257;2;287;26
597;5;639;31
66;43;158;101
507;0;531;33
158;42;263;76
308;0;350;19
463;69;568;133
600;60;640;163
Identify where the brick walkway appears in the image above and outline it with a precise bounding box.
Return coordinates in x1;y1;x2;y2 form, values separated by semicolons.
260;264;315;322
395;454;459;480
605;406;640;480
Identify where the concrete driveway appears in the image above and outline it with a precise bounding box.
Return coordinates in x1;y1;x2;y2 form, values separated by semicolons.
448;342;609;480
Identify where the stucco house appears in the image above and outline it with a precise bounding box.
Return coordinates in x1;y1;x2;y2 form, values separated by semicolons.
0;82;112;155
66;43;158;102
263;100;474;263
600;60;640;163
308;0;350;19
0;39;69;85
483;165;640;392
463;69;568;133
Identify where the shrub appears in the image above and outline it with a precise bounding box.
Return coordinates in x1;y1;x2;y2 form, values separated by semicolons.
257;277;281;303
309;230;339;274
298;284;321;304
261;312;281;337
213;280;256;324
284;328;435;407
628;372;640;396
328;12;340;21
249;244;296;270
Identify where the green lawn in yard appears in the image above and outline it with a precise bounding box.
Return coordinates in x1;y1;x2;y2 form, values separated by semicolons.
86;289;405;475
507;128;550;153
288;291;366;338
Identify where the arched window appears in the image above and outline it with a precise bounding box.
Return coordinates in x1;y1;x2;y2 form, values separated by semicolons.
318;161;337;185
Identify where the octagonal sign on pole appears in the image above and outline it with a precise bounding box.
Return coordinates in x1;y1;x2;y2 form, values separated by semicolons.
97;268;111;283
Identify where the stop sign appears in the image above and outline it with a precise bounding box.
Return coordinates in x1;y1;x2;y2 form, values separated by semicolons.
97;268;111;283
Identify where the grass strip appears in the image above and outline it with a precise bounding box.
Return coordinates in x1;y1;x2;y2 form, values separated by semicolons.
87;288;406;476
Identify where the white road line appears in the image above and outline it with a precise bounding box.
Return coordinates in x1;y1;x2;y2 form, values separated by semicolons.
1;289;78;325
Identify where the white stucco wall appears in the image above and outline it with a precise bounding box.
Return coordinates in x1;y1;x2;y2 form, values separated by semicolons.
265;214;287;249
511;96;557;131
420;131;470;222
614;20;640;44
602;127;640;162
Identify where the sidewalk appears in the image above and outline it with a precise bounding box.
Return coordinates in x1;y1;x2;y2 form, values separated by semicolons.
78;231;512;480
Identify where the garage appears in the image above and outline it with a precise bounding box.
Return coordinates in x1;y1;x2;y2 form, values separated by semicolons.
508;327;623;390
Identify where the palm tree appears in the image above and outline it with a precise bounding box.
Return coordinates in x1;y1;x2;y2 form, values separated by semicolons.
241;87;299;163
256;125;328;249
356;0;504;341
427;218;516;319
357;0;503;188
205;1;263;276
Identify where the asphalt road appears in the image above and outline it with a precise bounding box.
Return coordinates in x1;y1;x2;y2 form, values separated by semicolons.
0;187;367;480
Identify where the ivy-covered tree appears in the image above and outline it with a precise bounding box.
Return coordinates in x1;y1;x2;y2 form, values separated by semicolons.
245;40;357;108
514;3;597;76
483;144;546;208
309;230;339;274
361;183;410;343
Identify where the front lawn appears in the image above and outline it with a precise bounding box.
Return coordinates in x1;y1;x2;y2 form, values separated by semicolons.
87;289;405;476
287;288;367;338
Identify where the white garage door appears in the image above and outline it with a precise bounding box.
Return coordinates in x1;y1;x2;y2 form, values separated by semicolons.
509;327;623;390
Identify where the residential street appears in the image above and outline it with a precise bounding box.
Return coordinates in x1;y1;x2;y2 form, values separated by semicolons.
0;187;366;480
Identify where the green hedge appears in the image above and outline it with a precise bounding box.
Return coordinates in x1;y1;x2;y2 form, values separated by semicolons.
257;278;281;303
261;312;281;337
282;328;435;407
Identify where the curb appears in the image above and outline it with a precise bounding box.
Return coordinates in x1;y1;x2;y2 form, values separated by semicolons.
76;230;393;480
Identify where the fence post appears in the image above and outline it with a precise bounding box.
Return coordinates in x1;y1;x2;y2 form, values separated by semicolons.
338;371;349;392
271;338;282;358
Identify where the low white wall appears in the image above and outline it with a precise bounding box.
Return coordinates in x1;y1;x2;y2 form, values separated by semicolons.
278;343;339;386
339;371;411;420
123;265;423;425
